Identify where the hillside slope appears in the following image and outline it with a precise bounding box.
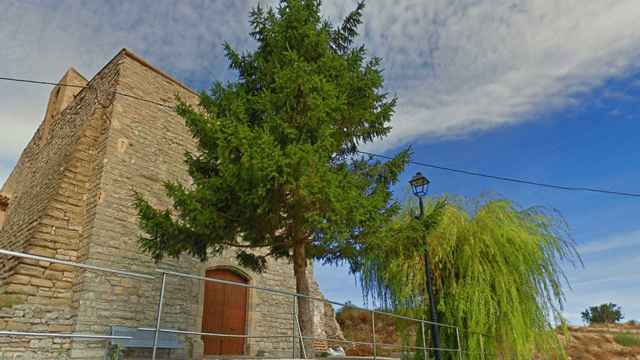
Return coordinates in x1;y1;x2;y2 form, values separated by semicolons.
562;325;640;360
336;307;640;359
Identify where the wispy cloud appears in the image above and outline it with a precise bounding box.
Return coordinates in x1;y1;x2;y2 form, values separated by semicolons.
578;229;640;256
572;273;640;288
0;0;262;169
341;0;640;150
2;0;640;175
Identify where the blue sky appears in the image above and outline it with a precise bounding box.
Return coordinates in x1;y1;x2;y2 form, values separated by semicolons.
1;0;640;325
317;70;640;324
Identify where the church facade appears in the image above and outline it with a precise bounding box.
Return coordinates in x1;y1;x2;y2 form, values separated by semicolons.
0;49;341;360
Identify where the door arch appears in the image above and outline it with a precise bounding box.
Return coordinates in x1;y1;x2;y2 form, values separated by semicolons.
202;268;249;355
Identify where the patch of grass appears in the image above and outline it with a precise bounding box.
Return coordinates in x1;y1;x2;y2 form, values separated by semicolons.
613;332;640;348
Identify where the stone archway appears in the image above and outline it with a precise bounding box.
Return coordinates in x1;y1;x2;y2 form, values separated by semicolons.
202;268;249;356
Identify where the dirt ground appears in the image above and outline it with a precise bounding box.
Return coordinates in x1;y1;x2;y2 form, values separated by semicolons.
562;325;640;360
336;306;640;360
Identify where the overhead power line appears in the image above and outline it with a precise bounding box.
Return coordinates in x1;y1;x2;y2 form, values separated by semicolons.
0;77;88;89
2;75;640;199
0;76;174;109
358;151;640;198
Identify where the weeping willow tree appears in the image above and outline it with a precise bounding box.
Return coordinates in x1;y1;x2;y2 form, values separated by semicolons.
357;195;581;359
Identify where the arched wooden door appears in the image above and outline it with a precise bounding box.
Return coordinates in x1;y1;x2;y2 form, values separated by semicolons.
202;269;248;355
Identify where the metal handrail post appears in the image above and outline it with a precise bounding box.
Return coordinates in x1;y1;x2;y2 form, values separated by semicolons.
292;295;296;359
294;296;307;359
455;327;462;360
421;321;428;360
371;310;377;360
151;273;167;360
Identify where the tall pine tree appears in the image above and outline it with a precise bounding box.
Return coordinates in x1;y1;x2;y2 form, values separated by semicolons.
134;0;408;342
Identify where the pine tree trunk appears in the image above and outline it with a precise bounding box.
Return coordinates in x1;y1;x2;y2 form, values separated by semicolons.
293;240;314;355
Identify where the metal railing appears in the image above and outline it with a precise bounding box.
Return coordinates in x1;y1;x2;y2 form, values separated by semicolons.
0;248;153;342
145;268;465;359
0;248;489;359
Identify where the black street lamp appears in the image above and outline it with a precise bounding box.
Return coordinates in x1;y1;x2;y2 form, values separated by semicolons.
409;172;441;360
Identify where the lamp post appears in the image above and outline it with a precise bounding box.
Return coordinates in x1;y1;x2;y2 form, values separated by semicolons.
409;172;441;360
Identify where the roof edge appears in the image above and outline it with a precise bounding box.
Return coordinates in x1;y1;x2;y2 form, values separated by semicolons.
118;48;199;96
64;67;88;82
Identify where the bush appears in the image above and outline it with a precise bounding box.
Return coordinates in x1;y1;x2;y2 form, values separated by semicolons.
613;333;640;348
581;303;624;325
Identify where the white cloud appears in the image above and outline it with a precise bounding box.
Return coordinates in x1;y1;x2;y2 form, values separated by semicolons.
577;229;640;256
0;0;262;174
339;0;640;150
2;0;640;179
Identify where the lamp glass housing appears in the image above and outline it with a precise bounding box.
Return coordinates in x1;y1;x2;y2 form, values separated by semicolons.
409;172;430;197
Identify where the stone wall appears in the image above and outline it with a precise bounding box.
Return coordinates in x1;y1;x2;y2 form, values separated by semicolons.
0;68;87;288
0;49;343;360
67;50;204;360
0;59;116;359
69;51;342;359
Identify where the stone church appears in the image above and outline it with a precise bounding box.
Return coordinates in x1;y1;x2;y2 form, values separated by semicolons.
0;49;341;359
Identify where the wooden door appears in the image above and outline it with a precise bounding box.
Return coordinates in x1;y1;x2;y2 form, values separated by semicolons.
202;269;248;355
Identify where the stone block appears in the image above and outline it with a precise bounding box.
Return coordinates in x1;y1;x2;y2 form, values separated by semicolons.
26;247;57;258
43;270;64;281
14;264;44;277
5;284;38;296
0;294;27;309
4;320;32;332
31;278;54;288
48;263;74;272
52;280;72;290
8;274;31;285
47;324;73;333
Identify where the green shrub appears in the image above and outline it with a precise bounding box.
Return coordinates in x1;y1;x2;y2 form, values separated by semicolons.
581;303;624;325
107;344;124;360
613;333;640;348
